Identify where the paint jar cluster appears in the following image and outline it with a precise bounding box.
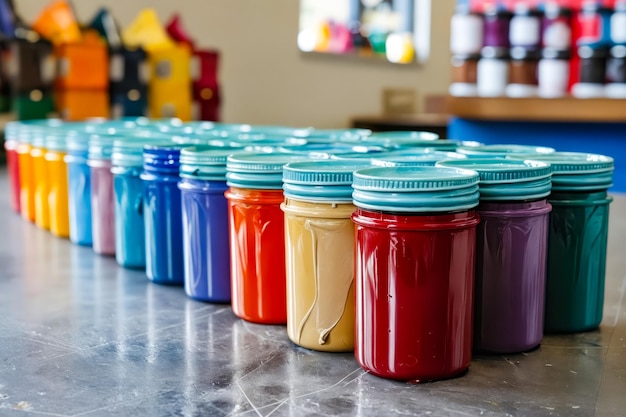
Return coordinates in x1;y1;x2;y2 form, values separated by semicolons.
3;118;615;383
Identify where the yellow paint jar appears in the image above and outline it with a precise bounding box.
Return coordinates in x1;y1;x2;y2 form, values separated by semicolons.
281;160;372;352
17;141;35;222
45;129;70;238
30;131;50;230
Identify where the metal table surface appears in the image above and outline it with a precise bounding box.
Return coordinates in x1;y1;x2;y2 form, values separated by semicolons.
0;168;624;417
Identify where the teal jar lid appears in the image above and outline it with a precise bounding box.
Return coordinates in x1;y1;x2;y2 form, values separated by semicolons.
352;166;480;213
508;152;614;191
280;143;383;159
180;145;245;181
30;126;46;148
304;128;372;143
283;160;373;202
370;131;440;141
240;124;313;138
436;158;552;201
88;133;125;161
365;132;457;151
226;152;309;190
457;144;555;158
112;135;175;168
372;151;467;167
44;128;70;152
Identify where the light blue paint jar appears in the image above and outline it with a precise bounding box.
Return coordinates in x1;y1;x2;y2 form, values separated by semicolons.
65;127;94;246
111;134;174;269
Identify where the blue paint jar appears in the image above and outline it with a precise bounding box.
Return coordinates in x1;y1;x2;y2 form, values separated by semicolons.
178;146;243;302
111;135;173;269
141;143;187;285
65;128;93;246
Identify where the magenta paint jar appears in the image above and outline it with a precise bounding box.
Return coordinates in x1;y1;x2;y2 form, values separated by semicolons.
87;134;119;256
438;158;552;354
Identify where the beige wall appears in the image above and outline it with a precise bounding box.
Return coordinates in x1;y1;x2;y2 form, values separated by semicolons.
18;0;455;128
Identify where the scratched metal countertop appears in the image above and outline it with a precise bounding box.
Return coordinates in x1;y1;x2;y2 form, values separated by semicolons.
0;168;624;417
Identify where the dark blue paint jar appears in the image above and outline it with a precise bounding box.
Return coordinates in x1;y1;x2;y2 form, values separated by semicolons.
65;129;93;246
112;135;173;269
178;146;243;302
141;143;187;285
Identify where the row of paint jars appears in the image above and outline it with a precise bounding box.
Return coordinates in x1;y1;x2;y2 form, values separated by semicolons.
2;120;614;382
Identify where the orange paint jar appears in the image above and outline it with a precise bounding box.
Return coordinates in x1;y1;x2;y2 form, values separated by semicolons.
225;153;305;324
31;131;50;230
45;130;70;238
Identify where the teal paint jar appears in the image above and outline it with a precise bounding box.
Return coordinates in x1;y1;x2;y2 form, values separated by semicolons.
509;152;614;333
111;134;173;269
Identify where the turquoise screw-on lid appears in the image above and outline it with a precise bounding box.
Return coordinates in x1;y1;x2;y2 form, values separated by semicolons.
30;126;46;148
352;166;480;213
436;158;552;201
372;151;467;167
457;144;555;158
226;152;309;190
180;145;245;181
304;128;372;144
112;133;175;168
365;132;457;151
283;160;373;202
508;152;614;191
88;133;125;161
44;128;70;152
280;143;384;159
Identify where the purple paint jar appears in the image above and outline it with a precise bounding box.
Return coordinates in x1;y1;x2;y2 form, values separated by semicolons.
87;133;120;256
483;9;512;48
437;158;552;353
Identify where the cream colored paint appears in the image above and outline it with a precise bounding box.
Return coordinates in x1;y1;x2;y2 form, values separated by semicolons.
282;198;355;352
18;0;455;128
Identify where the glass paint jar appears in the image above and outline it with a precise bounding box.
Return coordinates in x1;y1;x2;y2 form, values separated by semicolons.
538;49;571;98
17;128;35;222
450;7;484;55
111;135;172;269
605;45;626;98
484;9;512;48
506;47;539;98
4;122;21;213
611;1;626;44
352;166;480;382
87;133;120;256
477;46;509;97
66;129;93;246
572;46;608;98
541;4;572;50
509;152;614;333
44;129;70;238
437;158;552;353
178;146;242;301
141;143;187;285
281;160;372;352
450;54;480;97
509;6;541;49
30;127;50;230
225;153;306;323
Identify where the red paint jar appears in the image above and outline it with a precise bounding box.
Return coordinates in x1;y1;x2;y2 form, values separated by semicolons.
4;138;20;213
352;166;480;382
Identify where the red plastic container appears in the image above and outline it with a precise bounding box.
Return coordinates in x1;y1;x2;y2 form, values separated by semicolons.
4;140;21;213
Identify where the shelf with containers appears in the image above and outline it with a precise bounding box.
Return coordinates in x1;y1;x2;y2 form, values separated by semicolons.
449;0;626;98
